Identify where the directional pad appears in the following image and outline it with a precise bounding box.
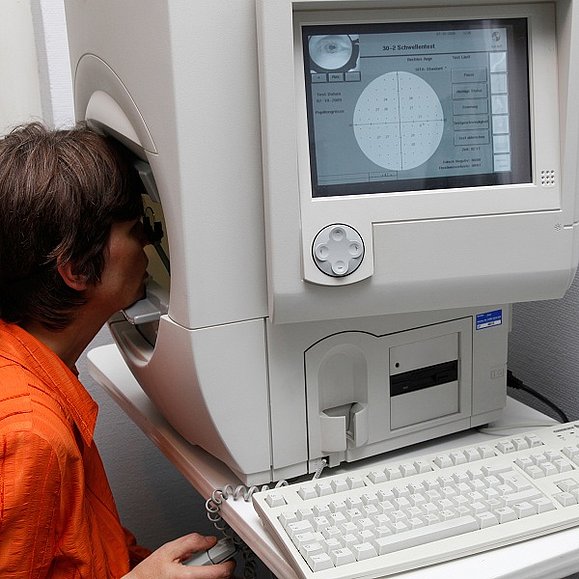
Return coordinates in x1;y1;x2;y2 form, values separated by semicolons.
312;224;364;277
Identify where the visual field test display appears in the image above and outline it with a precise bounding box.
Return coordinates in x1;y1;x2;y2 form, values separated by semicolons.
303;19;531;197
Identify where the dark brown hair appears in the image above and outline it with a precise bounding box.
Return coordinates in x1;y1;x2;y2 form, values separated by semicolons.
0;122;144;330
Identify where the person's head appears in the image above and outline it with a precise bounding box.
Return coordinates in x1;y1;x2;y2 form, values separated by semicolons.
0;122;147;331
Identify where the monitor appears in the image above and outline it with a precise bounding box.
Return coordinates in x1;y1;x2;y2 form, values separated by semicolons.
257;1;569;322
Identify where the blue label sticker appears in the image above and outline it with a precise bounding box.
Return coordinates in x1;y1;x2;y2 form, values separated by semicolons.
476;309;503;330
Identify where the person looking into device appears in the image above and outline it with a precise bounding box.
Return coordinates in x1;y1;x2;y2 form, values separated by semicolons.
0;122;235;579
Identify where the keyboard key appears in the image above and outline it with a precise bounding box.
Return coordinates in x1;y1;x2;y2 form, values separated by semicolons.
371;516;478;555
299;541;324;558
525;434;544;448
513;501;536;518
344;508;363;522
553;458;573;473
313;516;331;532
422;513;440;525
345;496;363;509
385;466;403;480
329;500;347;514
469;501;487;515
374;525;393;537
390;520;410;533
531;453;548;465
512;437;530;451
400;463;418;476
331;479;349;493
434;455;453;468
313;504;332;517
368;470;388;484
352;542;378;561
296;507;315;521
359;492;377;506
554;492;577;507
377;489;395;502
408;516;427;529
363;504;380;518
357;518;375;532
340;534;358;550
495;506;517;523
562;445;579;460
478;445;496;459
377;502;395;516
389;511;408;525
475;512;499;528
501;488;543;508
339;521;358;535
293;531;321;547
356;529;376;543
414;460;433;474
287;520;313;538
532;497;556;513
450;451;468;465
540;462;558;477
500;472;532;491
557;479;579;492
464;448;482;461
328;512;347;526
452;472;470;484
278;511;298;528
525;465;545;479
347;475;365;489
482;465;512;477
265;492;286;507
515;457;534;470
330;547;356;566
307;552;333;571
496;441;516;454
298;486;318;500
315;482;333;496
322;526;342;541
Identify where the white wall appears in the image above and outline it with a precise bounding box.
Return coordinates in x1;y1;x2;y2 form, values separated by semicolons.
0;0;42;132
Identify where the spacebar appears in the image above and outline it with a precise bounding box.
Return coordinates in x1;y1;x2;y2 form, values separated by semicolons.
373;516;479;555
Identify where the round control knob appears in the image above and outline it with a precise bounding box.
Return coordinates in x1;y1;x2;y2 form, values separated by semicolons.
312;224;365;277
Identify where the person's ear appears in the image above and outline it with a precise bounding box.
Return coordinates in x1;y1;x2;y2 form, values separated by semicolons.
57;261;89;291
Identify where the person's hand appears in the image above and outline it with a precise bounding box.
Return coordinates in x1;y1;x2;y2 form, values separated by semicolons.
123;533;236;578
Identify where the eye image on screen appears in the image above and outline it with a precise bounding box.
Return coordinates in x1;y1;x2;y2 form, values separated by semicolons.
309;35;360;73
303;19;531;197
353;71;444;171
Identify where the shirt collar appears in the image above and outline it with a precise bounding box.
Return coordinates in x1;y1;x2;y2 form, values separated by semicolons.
0;321;98;446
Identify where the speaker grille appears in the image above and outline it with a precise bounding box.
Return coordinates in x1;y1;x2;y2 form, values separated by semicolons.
540;169;556;187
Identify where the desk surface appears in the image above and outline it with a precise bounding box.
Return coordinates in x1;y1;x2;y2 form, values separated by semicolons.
88;343;579;579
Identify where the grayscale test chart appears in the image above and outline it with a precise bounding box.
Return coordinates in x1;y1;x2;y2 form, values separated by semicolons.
353;71;444;171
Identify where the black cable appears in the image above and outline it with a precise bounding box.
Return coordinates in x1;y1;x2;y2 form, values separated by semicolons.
507;370;569;423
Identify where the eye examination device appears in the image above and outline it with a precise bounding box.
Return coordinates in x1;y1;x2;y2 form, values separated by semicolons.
65;0;579;484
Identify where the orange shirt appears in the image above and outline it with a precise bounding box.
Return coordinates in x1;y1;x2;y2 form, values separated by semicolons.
0;321;149;578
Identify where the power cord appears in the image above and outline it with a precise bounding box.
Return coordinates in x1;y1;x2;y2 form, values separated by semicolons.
205;460;328;578
205;482;288;579
507;369;569;423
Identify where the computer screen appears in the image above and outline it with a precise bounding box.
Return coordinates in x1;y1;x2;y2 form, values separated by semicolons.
303;18;531;198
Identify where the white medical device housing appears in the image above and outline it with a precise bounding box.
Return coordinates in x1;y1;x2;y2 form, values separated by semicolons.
65;0;579;484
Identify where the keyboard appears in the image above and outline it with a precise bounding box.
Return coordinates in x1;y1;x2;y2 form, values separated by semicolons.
253;422;579;578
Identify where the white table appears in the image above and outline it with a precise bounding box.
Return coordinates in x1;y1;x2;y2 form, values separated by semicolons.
88;343;579;579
